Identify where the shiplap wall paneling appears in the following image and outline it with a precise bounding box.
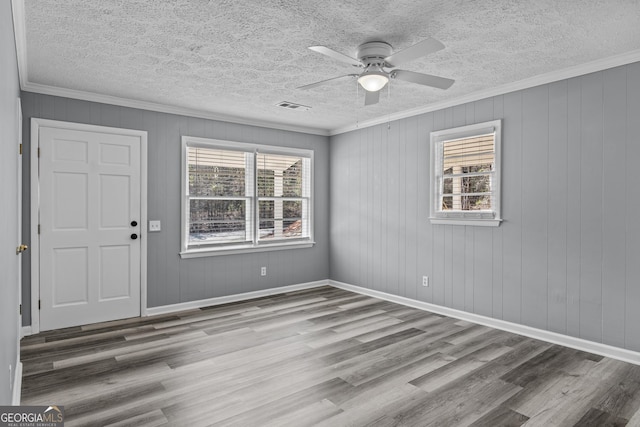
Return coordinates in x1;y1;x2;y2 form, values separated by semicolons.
432;109;446;307
358;128;370;293
384;122;394;295
348;131;358;289
602;66;628;349
579;71;604;344
521;85;549;331
451;224;465;310
329;132;349;285
566;77;582;339
380;124;391;295
404;116;419;301
547;80;569;335
626;62;640;352
500;91;524;325
397;120;408;298
417;115;434;303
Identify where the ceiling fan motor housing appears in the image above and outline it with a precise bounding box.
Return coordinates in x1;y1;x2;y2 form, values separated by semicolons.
356;41;393;66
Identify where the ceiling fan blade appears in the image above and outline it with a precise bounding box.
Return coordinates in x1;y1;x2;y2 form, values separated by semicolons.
392;70;455;90
308;46;362;67
364;90;380;106
297;74;357;90
384;37;445;67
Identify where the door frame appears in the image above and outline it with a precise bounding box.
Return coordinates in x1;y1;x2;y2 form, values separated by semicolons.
30;118;148;334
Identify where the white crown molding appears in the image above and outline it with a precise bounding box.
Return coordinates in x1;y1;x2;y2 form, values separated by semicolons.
329;49;640;135
20;82;330;136
329;280;640;366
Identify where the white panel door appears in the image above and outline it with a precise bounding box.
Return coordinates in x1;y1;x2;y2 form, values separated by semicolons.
39;126;141;331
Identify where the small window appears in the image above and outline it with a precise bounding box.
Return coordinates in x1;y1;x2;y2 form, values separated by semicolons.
430;120;502;226
181;136;313;257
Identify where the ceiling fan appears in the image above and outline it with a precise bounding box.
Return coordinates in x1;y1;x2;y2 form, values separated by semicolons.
298;38;455;106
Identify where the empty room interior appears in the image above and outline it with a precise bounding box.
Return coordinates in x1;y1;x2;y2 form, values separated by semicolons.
3;0;640;425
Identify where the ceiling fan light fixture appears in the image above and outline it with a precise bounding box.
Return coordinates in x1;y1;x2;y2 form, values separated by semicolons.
357;65;389;92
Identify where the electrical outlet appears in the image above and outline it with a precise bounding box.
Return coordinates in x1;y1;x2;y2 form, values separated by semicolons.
422;276;429;287
261;267;267;276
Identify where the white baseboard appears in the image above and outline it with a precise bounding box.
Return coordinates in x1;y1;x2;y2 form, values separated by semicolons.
12;361;22;405
146;280;330;317
329;280;640;366
21;326;32;338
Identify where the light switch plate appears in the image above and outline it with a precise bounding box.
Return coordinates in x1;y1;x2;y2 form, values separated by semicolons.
149;220;161;232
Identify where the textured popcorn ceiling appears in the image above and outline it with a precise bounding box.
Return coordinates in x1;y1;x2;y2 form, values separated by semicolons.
22;0;640;133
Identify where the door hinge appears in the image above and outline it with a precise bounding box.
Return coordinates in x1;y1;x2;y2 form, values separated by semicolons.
38;224;41;234
19;143;22;155
19;304;22;315
39;300;41;310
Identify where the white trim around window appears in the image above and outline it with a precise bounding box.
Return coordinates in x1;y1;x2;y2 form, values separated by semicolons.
180;136;314;258
429;120;502;227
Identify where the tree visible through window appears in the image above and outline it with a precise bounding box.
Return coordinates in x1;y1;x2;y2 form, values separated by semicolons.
182;137;313;253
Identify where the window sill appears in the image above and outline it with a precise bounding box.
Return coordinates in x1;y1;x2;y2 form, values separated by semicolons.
180;241;316;258
429;217;502;227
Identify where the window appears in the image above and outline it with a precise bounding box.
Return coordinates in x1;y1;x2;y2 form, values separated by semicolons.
430;120;502;226
181;136;313;257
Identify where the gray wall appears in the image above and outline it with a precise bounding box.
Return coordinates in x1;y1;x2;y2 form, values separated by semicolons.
20;94;330;325
1;0;21;404
330;62;640;352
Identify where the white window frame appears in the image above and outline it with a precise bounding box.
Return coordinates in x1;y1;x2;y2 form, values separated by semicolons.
429;120;502;227
180;136;314;258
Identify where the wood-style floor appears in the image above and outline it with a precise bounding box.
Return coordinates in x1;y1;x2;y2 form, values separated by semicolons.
21;286;640;426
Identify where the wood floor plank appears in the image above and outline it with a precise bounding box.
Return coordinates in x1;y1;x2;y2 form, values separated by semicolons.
572;407;628;427
469;404;529;427
20;286;640;426
409;343;515;392
511;358;628;426
316;383;427;427
591;364;640;420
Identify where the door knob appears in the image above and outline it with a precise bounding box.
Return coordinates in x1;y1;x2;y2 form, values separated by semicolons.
131;234;138;240
131;220;138;227
16;244;28;254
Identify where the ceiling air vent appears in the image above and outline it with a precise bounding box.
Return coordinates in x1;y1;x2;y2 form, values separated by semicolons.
276;101;311;111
